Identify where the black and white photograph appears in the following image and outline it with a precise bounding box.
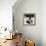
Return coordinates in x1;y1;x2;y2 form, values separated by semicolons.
24;13;36;25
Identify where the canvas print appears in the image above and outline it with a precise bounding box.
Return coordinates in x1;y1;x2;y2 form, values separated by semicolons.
24;13;36;25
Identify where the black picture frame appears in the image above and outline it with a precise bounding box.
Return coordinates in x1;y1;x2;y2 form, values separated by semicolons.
23;13;36;26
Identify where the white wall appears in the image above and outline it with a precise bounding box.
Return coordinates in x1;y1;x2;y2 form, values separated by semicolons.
0;0;16;30
41;0;46;46
13;0;41;46
13;0;46;46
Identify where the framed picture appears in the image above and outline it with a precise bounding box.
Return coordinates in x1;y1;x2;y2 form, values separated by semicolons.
23;13;36;26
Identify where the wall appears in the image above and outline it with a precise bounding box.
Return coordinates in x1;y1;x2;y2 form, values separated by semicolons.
13;0;41;46
41;0;46;46
0;0;16;30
